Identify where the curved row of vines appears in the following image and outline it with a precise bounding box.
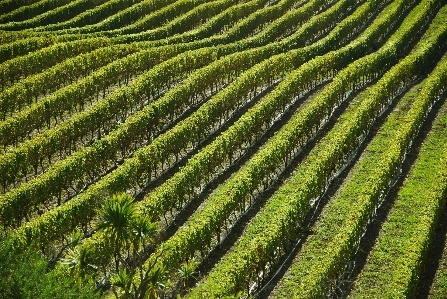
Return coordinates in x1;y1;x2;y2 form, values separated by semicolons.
1;0;447;298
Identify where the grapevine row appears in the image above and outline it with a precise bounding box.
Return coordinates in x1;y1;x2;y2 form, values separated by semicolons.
0;0;319;67
0;0;72;24
32;0;147;31
184;1;441;296
0;0;337;180
9;0;236;41
2;0;300;84
77;0;388;267
0;44;140;120
0;0;42;15
347;57;447;299
0;48;223;223
271;10;447;297
43;0;187;34
4;0;377;246
0;43;189;148
67;0;251;43
0;0;110;30
0;0;362;217
0;38;110;88
92;0;273;38
137;0;422;279
137;0;396;226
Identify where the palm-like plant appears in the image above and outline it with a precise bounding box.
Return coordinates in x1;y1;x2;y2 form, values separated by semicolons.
178;258;199;288
145;267;167;299
96;193;162;298
61;246;96;282
131;216;157;260
97;193;137;271
110;267;134;299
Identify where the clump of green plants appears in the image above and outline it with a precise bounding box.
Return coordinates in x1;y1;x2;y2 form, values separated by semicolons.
61;193;168;299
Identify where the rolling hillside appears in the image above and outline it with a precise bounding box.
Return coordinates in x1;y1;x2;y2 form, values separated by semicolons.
1;0;447;298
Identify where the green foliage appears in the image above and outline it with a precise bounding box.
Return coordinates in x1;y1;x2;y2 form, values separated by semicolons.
431;266;447;299
4;0;383;252
0;0;123;30
0;44;138;119
348;57;447;298
0;38;109;86
131;0;417;293
144;267;168;299
130;216;157;256
43;192;161;298
61;246;98;281
0;0;72;24
97;193;137;249
34;0;147;31
0;46;214;229
0;0;347;216
35;0;184;34
178;258;199;288
110;268;134;299
2;0;447;297
0;234;101;299
0;0;42;15
273;22;447;298
186;0;445;296
96;193;153;270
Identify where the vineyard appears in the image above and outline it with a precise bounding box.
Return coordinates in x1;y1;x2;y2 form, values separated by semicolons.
1;0;447;298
